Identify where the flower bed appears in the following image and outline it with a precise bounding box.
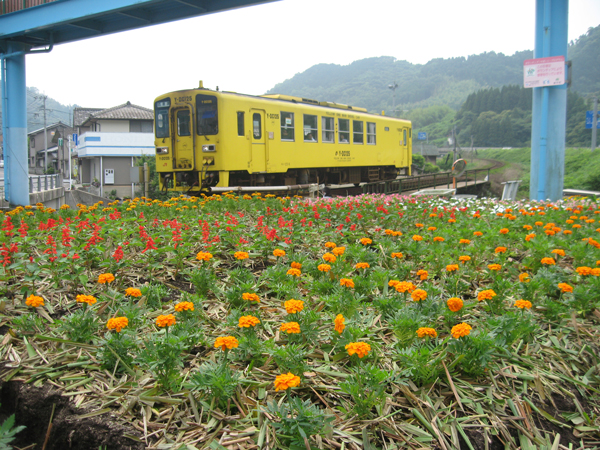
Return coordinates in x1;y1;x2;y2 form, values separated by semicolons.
1;194;599;449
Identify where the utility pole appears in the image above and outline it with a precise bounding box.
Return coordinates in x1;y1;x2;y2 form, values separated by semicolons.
35;95;49;172
592;97;598;152
388;81;398;117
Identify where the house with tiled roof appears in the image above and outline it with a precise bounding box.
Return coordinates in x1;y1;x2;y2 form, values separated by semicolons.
28;121;74;174
73;102;155;199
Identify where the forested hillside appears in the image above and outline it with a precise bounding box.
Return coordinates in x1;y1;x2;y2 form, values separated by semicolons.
267;24;600;148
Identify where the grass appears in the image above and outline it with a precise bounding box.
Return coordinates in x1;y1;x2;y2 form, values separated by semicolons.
1;194;599;449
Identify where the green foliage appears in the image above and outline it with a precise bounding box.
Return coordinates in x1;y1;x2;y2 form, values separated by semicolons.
339;363;389;418
59;309;99;343
188;360;241;409
0;407;26;450
137;332;186;390
183;267;218;297
10;312;46;335
448;330;496;377
97;331;136;373
269;343;309;376
142;283;170;309
395;344;444;386
265;397;333;448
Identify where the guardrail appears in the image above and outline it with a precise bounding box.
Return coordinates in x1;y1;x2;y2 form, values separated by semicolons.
362;168;491;195
0;174;62;197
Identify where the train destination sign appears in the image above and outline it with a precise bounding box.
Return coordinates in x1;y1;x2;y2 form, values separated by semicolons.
523;56;565;88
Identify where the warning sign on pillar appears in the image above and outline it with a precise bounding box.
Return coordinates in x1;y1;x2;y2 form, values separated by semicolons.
523;56;565;88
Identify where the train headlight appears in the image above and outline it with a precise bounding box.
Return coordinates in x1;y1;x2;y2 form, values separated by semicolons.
202;144;216;152
156;147;168;154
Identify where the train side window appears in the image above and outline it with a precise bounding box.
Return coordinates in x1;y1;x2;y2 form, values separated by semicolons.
367;122;376;144
253;113;262;139
338;118;350;143
281;112;294;141
403;129;407;146
353;121;364;144
322;117;334;143
237;112;245;136
177;109;191;136
303;114;318;142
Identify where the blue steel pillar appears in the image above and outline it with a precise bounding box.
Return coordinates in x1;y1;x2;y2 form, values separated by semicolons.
530;0;568;201
1;41;30;206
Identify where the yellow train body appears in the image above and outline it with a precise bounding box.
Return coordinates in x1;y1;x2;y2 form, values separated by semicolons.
154;85;412;191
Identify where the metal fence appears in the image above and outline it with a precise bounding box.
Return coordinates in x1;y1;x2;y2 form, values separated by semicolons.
1;0;58;15
0;174;62;198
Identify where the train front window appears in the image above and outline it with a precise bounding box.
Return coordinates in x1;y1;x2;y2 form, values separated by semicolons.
367;122;376;144
281;112;294;141
322;117;334;143
339;119;350;143
177;110;191;136
196;94;218;135
303;114;318;142
353;121;364;144
155;99;170;138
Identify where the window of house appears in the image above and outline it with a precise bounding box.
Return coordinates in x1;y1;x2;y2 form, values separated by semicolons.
196;95;218;135
367;122;376;144
177;109;191;136
303;114;318;142
281;112;294;141
353;121;364;144
338;118;350;143
322;117;334;143
30;137;35;147
237;112;245;136
155;98;171;138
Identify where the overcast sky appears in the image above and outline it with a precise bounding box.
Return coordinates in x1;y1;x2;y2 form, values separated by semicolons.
25;0;600;110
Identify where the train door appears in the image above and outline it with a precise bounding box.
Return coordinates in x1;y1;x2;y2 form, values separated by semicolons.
171;106;195;170
249;109;267;173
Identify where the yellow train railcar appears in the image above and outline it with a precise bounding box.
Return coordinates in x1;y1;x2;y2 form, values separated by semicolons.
154;82;412;192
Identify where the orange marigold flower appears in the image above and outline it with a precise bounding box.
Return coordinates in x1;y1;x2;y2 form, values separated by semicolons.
558;282;573;293
125;288;142;297
388;279;400;287
391;252;403;259
385;229;395;235
499;228;509;234
473;231;483;237
446;264;459;272
591;268;600;276
106;317;128;332
234;251;250;260
196;251;213;261
576;266;592;276
174;301;194;312
25;294;44;308
340;278;355;288
563;230;573;235
488;264;501;271
433;236;445;242
416;327;437;338
156;314;176;327
525;233;536;241
345;342;371;358
551;249;565;256
477;289;497;302
428;226;437;231
274;372;301;391
76;294;97;306
273;249;286;257
523;225;533;230
535;221;544;226
242;292;260;303
284;299;304;314
459;239;471;244
519;273;531;283
514;300;532;309
395;281;416;293
290;261;302;269
287;268;301;277
447;297;463;312
415;223;424;228
541;257;556;265
318;264;331;272
495;246;507;254
324;241;337;248
332;246;346;256
280;321;301;334
355;262;370;269
459;255;471;264
451;322;472;339
417;269;428;280
322;253;337;263
239;315;260;328
448;219;457;223
411;289;427;302
334;314;345;334
98;273;115;284
412;235;423;242
214;336;239;351
360;237;373;245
